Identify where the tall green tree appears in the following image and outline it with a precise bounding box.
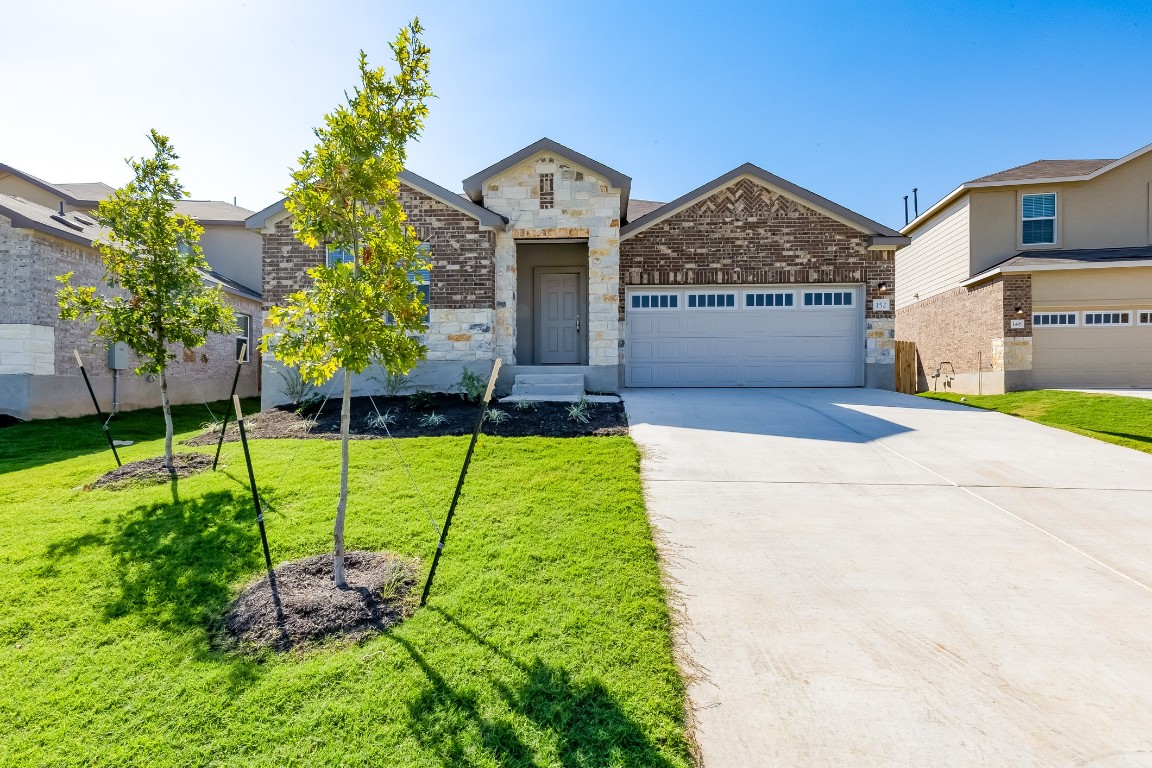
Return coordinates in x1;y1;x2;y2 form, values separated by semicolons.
262;19;433;588
57;130;236;471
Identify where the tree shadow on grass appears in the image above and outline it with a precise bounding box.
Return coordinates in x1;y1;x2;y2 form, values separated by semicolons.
392;608;686;768
102;489;265;629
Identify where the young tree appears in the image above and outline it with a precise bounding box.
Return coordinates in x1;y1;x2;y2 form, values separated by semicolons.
262;19;433;588
58;130;236;472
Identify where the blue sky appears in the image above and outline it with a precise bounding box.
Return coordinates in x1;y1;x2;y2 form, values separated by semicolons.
3;0;1150;228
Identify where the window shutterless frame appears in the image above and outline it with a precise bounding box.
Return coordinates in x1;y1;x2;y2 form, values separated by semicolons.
234;313;252;361
1031;312;1077;327
1082;311;1131;326
1021;192;1057;246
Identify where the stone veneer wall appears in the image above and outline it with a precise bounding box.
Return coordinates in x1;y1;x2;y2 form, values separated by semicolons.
0;214;260;419
476;153;622;368
619;177;897;373
895;273;1032;394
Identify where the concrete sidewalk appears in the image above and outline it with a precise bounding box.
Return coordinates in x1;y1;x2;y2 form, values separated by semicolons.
625;388;1152;767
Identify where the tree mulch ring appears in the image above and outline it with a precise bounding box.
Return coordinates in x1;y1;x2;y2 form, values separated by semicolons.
186;393;627;444
221;550;420;652
90;452;212;489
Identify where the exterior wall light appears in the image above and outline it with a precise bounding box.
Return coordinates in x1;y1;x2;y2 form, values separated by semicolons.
878;282;888;293
1014;306;1024;314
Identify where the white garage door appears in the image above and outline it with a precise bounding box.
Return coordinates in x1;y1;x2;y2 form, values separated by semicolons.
625;285;864;387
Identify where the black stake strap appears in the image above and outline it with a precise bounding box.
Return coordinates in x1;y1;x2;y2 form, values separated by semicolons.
421;359;502;606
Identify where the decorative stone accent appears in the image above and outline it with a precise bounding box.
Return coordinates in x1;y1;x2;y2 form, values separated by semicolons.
990;337;1033;372
423;308;494;360
0;324;54;375
479;153;623;368
865;319;896;365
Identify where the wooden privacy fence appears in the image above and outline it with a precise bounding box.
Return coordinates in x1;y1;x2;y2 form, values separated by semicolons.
894;340;918;395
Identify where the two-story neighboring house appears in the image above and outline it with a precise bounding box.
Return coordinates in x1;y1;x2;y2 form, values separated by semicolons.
247;138;908;408
896;142;1152;393
0;163;263;420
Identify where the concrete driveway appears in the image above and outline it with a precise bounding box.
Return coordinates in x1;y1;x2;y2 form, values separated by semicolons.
624;388;1152;768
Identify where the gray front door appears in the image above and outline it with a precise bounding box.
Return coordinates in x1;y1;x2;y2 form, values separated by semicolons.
538;272;580;364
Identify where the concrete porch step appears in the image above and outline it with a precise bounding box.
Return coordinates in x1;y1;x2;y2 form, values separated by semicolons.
508;373;585;401
499;394;620;404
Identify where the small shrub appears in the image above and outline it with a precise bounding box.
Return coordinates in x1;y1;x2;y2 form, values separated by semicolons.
419;412;447;427
410;390;437;412
366;409;397;429
370;370;410;397
273;365;317;405
200;419;223;435
567;397;591;424
457;367;486;402
484;408;509;425
513;399;537;412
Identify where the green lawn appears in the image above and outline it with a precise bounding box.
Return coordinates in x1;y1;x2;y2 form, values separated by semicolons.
922;389;1152;455
0;402;692;767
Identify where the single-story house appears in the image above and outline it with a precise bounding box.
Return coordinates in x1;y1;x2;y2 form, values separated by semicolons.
247;138;908;407
896;141;1152;393
0;163;263;420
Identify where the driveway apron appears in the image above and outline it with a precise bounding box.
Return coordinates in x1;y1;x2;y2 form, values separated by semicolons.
625;388;1152;767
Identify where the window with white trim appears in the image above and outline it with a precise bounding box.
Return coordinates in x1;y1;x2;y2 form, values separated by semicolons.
235;313;251;362
686;293;735;308
745;291;794;308
630;293;679;310
803;291;854;307
1138;310;1152;326
1032;312;1077;327
1083;311;1130;326
1022;193;1056;245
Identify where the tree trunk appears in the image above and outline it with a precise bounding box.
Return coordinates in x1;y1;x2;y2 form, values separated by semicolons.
333;368;351;588
160;369;175;472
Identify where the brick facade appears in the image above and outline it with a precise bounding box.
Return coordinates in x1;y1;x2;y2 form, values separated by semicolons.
0;214;260;419
619;178;895;321
262;183;497;317
895;273;1033;392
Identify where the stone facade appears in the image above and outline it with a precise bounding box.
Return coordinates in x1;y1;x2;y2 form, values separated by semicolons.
0;214;261;419
477;153;623;369
895;273;1033;394
620;176;897;374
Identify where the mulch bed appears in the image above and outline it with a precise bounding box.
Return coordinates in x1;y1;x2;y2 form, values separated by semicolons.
220;550;420;652
186;394;627;445
90;452;213;489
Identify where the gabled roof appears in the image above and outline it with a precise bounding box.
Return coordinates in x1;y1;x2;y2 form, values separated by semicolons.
0;163;110;206
462;138;633;221
174;200;254;226
620;163;907;246
905;140;1152;234
245;169;507;232
0;193;105;247
627;199;665;220
968;159;1114;184
0;193;261;299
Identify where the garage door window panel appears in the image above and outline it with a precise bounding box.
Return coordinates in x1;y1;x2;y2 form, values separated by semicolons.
745;292;794;308
1083;312;1131;326
1137;310;1152;326
1033;312;1078;327
687;293;736;308
803;291;854;307
630;293;679;310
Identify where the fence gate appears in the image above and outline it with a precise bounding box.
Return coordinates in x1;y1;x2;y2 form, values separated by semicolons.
894;340;918;395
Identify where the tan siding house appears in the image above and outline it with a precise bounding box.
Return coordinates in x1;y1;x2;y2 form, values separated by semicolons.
896;143;1152;393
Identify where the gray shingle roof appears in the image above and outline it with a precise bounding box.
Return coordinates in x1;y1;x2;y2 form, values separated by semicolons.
53;182;115;202
174;200;255;224
967;159;1114;184
627;199;665;220
995;246;1152;269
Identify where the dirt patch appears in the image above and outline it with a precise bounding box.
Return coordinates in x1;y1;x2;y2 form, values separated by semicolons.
91;452;212;489
185;394;628;444
221;550;420;652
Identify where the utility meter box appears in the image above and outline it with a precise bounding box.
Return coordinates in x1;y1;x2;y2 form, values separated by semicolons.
107;342;132;370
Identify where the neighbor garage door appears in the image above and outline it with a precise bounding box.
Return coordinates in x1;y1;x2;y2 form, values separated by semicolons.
625;285;863;387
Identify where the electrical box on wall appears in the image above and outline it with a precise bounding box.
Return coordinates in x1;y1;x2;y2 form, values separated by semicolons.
107;342;131;370
872;298;891;311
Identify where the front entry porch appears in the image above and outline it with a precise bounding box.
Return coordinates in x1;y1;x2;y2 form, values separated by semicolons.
515;242;589;366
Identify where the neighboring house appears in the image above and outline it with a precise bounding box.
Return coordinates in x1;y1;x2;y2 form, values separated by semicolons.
248;138;907;406
0;164;262;420
896;142;1152;393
